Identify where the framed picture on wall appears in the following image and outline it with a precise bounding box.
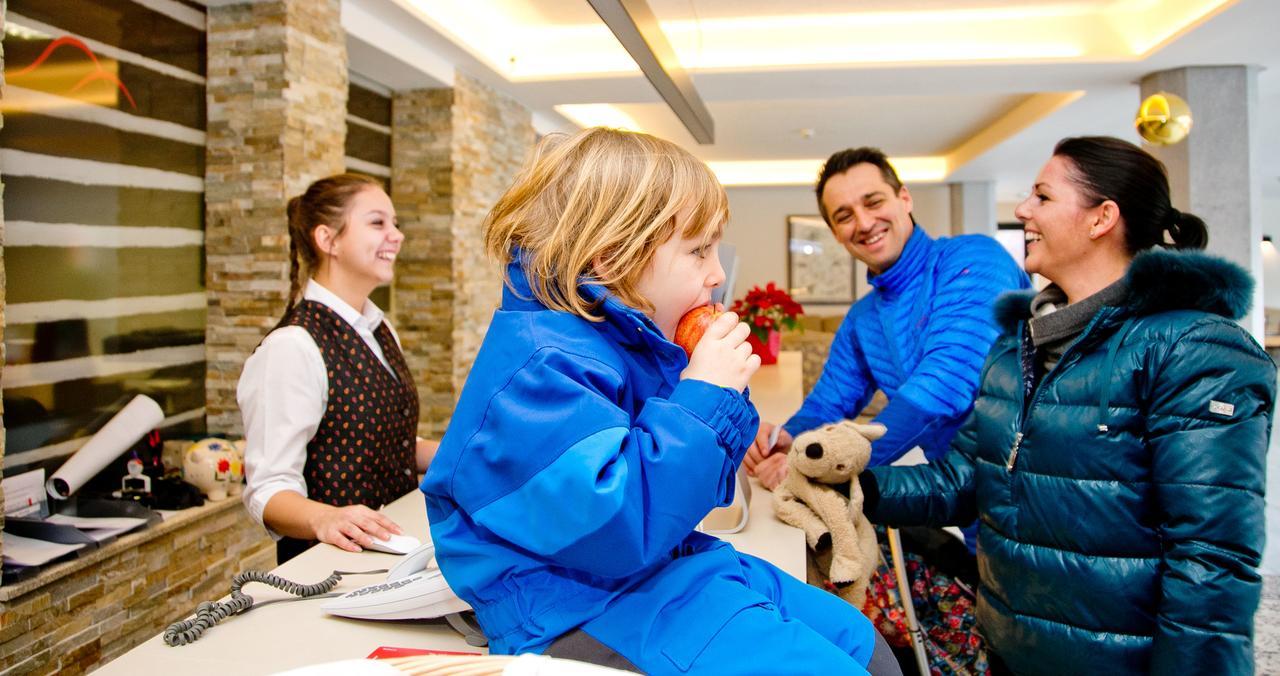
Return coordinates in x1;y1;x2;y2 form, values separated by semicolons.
786;215;856;304
996;221;1027;270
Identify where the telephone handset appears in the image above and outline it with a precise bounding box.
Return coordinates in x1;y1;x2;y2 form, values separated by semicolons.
320;541;487;647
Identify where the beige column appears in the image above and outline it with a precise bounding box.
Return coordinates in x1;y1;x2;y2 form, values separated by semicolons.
948;181;997;237
1140;66;1263;338
391;73;534;437
204;0;347;436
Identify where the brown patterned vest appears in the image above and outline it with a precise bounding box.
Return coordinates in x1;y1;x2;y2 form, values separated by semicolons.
284;300;419;510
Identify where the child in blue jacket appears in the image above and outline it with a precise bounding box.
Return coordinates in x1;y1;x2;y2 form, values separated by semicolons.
421;128;894;674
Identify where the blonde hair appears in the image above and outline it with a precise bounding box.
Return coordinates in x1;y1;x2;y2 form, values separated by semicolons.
485;127;728;320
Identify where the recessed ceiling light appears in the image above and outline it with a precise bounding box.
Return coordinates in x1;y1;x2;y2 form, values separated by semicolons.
403;0;1230;81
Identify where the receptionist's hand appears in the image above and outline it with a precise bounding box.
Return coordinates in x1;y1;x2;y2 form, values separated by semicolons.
311;504;403;553
755;452;789;491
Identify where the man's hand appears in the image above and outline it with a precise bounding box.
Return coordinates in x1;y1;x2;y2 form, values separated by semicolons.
680;312;761;393
309;504;403;552
755;453;789;490
745;421;792;476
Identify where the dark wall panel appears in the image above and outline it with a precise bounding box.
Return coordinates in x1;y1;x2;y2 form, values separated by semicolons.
4;177;204;229
5;246;206;304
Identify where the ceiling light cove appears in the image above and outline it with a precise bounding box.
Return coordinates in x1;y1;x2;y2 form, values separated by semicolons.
404;0;1235;81
1103;0;1237;55
554;104;644;133
709;158;949;188
553;92;1085;187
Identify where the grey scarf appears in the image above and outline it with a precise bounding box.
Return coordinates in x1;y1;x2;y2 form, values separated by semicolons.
1028;279;1128;371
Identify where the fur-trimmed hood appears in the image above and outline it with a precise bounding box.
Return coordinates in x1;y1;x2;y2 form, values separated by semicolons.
994;248;1254;334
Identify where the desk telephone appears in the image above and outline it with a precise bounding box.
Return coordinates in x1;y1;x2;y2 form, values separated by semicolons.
322;541;486;646
165;540;486;647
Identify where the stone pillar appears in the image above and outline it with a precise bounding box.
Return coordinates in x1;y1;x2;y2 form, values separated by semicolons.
391;73;534;437
204;0;347;435
1;5;7;546
1140;66;1263;338
948;181;997;237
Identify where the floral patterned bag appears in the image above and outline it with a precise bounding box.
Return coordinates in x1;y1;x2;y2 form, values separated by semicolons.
861;526;989;676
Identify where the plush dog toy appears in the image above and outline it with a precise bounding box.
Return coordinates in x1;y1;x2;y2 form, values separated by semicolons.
773;421;885;606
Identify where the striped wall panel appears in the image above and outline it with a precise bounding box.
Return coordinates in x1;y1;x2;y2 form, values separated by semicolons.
347;76;392;311
346;79;391;182
2;0;209;476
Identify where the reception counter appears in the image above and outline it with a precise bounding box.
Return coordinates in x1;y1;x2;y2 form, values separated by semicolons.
0;497;274;674
97;352;807;675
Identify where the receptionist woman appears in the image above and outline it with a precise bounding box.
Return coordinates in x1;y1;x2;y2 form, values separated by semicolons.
239;174;437;564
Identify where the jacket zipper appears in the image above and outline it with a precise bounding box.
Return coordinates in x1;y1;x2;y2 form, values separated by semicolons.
1007;310;1115;473
1006;432;1024;471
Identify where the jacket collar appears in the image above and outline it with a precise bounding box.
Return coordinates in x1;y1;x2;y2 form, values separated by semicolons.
869;225;931;294
501;251;675;354
994;248;1255;335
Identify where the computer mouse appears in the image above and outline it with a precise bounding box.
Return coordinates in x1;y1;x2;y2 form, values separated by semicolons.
365;533;421;554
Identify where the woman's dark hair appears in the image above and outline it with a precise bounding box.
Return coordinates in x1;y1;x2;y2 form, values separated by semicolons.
276;173;384;328
1052;136;1207;253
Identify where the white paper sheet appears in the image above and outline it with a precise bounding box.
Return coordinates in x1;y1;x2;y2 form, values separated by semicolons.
45;514;147;531
44;514;148;541
1;533;87;567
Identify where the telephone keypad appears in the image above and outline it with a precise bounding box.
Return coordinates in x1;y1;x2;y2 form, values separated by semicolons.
347;577;417;597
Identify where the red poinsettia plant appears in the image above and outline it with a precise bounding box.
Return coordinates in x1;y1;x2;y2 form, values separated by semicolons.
730;282;804;342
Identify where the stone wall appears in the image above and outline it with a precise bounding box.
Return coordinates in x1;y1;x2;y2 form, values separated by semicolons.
391;73;534;437
449;74;535;403
0;502;274;675
1;1;7;554
390;88;456;438
204;0;347;437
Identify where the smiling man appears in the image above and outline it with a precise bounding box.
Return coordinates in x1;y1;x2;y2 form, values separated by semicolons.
747;148;1028;546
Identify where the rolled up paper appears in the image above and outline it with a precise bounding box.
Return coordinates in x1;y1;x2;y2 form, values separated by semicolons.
46;394;164;500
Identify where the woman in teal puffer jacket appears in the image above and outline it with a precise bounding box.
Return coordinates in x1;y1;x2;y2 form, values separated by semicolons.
859;136;1274;675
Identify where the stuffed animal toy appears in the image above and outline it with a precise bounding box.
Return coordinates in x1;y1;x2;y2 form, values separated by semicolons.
773;421;885;606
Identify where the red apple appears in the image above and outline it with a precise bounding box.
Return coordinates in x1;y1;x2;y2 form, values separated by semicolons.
674;305;722;358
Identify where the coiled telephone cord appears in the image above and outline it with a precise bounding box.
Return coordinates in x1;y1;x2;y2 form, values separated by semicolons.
163;568;384;646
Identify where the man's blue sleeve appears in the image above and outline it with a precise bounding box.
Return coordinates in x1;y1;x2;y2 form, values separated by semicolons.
866;395;939;466
870;238;1028;465
783;308;874;437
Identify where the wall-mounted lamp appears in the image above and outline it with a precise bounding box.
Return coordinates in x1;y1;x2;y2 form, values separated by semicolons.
1262;235;1275;256
1136;91;1192;145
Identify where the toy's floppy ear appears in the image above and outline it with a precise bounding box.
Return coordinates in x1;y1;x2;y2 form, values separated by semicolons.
850;422;886;442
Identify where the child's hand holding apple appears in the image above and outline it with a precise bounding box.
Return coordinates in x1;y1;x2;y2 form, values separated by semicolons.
674;304;723;358
677;304;760;393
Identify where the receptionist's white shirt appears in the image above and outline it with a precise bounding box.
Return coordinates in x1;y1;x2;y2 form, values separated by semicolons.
238;279;400;538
